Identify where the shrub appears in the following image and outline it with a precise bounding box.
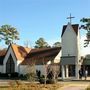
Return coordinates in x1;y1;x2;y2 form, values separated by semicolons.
39;74;57;84
0;73;9;79
26;73;36;82
10;72;19;78
19;74;27;80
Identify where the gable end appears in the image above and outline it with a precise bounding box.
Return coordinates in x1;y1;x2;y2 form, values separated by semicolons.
61;24;79;37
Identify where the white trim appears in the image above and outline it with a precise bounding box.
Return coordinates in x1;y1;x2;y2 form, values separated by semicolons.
3;46;18;73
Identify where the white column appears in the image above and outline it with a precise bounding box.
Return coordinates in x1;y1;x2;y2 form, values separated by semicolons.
65;65;68;78
61;65;65;80
75;64;80;79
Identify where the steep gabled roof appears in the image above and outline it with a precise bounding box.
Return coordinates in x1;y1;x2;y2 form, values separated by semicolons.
21;47;61;65
26;47;61;57
11;44;31;61
0;44;61;65
61;24;79;37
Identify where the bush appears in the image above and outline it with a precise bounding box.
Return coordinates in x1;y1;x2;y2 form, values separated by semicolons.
47;79;57;84
0;72;19;79
39;78;56;84
19;74;27;80
0;73;9;79
10;72;19;78
26;73;36;82
38;75;45;84
39;75;57;84
19;74;24;78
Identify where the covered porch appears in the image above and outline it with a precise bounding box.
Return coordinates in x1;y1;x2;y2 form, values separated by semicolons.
60;56;80;80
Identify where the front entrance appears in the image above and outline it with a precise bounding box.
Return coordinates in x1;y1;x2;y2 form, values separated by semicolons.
6;55;15;73
69;65;75;76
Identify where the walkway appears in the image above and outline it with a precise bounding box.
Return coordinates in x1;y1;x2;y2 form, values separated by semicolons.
57;81;90;90
58;84;89;90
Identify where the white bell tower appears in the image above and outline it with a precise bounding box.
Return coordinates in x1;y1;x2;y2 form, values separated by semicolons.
61;15;81;80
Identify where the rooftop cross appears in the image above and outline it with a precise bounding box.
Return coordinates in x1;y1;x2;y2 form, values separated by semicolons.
67;13;75;24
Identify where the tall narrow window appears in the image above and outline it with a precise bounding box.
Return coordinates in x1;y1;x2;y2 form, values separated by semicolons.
6;55;15;73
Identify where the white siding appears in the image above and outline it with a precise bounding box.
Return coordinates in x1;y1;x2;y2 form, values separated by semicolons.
0;65;3;73
54;51;61;63
3;46;18;73
62;23;78;56
61;23;81;65
77;29;81;64
19;65;45;75
19;65;29;74
35;65;45;75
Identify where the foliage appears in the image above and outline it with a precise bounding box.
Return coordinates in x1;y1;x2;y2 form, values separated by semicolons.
34;37;50;48
39;64;60;84
26;73;36;82
36;70;41;79
53;42;61;47
0;25;19;45
80;18;90;47
47;64;60;83
19;74;27;80
80;18;90;31
25;61;36;82
39;76;45;84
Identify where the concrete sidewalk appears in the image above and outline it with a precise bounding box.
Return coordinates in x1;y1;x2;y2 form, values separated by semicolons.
57;85;88;90
59;76;90;81
57;81;90;90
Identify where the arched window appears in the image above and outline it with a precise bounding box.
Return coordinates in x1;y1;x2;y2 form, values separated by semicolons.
6;54;15;73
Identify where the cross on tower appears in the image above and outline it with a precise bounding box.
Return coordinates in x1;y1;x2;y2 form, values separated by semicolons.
67;13;75;24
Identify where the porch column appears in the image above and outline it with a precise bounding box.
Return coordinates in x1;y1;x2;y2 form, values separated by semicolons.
75;64;80;79
61;65;65;80
65;65;68;78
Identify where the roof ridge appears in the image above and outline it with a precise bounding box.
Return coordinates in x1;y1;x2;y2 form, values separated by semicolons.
11;43;32;49
11;43;31;61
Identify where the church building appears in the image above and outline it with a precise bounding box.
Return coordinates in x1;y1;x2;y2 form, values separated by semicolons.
0;44;61;76
60;22;81;79
0;16;90;80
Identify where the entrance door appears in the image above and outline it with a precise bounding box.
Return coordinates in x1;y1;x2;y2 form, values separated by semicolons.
69;65;75;76
6;55;15;73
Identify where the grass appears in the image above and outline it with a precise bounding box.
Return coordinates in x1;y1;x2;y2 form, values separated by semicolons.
0;80;63;90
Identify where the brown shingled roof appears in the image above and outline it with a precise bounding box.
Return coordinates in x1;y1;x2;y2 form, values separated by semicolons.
21;47;61;65
11;44;31;61
26;47;61;57
0;49;6;57
0;49;7;65
61;24;79;37
0;44;61;65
